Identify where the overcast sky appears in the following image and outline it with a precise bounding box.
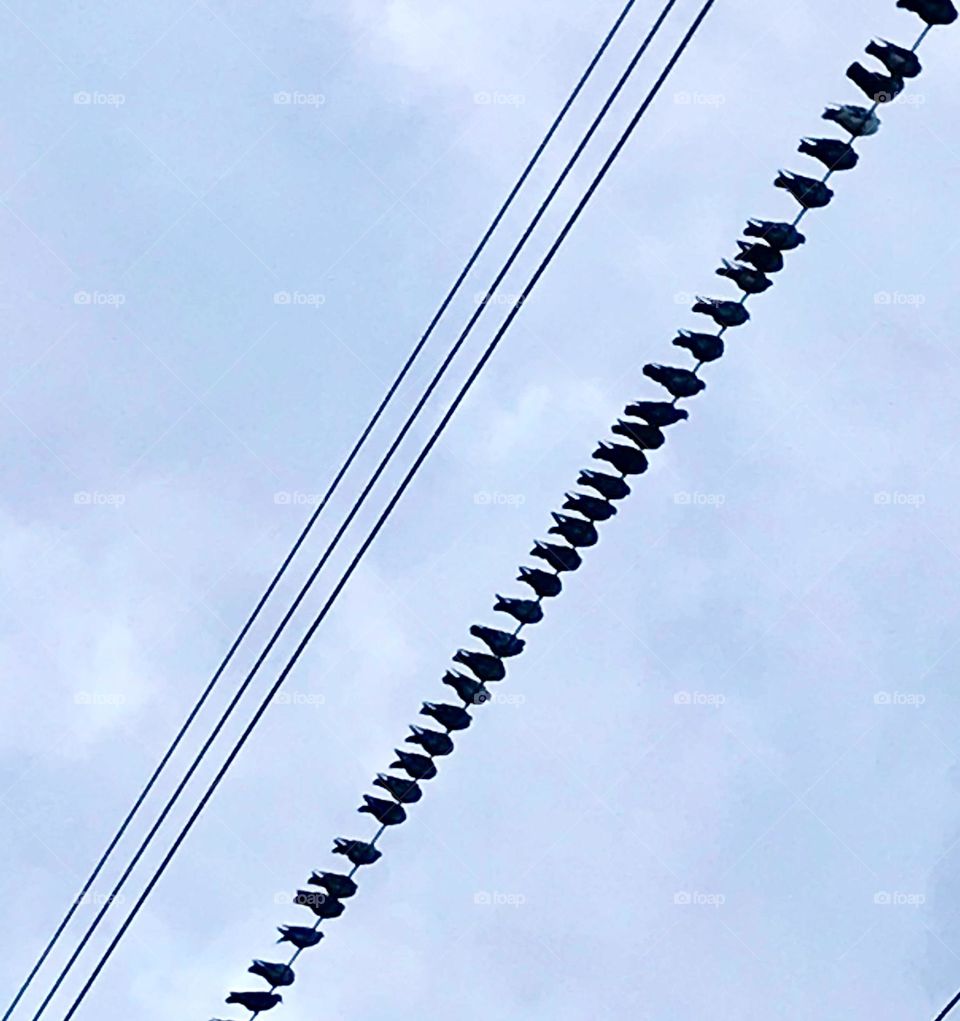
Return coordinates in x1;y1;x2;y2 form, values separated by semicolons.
3;1;960;1018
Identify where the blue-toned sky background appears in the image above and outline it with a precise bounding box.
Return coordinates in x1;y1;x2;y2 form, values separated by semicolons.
3;1;960;1018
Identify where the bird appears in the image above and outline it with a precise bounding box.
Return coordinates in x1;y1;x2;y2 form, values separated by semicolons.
249;961;295;987
866;39;922;78
226;991;283;1011
277;925;323;949
734;240;784;273
407;724;456;755
470;624;525;657
453;648;506;681
392;748;439;779
798;137;859;171
743;218;806;250
593;441;648;476
610;420;665;449
896;0;957;26
774;171;834;209
332;838;382;866
531;540;582;572
846;61;904;102
359;795;407;826
374;772;423;802
562;492;617;522
549;512;599;548
494;594;545;623
672;329;725;362
623;400;689;427
576;469;631;501
421;701;472;731
308;871;359;898
517;565;563;598
642;364;706;399
294;889;346;919
822;103;881;137
715;260;772;295
692;297;750;328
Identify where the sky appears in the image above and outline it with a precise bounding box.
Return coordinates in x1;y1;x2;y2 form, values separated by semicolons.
2;0;960;1018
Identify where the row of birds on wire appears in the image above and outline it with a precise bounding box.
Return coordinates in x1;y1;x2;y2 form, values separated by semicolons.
214;1;954;1016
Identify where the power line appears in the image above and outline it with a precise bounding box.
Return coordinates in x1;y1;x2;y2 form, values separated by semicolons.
58;4;717;1018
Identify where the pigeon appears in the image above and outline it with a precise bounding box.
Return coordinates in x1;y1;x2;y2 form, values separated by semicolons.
226;991;283;1011
406;724;456;756
359;795;407;826
692;297;750;328
470;624;525;658
897;0;957;24
774;171;834;209
549;512;599;548
576;469;631;501
308;871;359;899
453;648;506;681
846;61;904;103
442;669;491;704
822;103;881;137
332;838;382;866
593;441;648;476
642;364;706;399
610;420;665;450
517;566;563;598
562;493;617;522
392;748;439;779
421;701;472;731
295;889;346;919
277;925;323;949
866;39;922;78
374;772;423;803
494;594;545;624
734;241;784;273
743;219;806;250
715;260;772;295
672;329;725;362
623;400;689;427
531;541;582;573
798;137;859;171
249;961;295;987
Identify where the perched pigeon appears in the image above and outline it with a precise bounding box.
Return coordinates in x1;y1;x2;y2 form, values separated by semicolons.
593;441;648;476
494;594;545;624
549;512;599;548
734;241;784;273
332;838;381;866
294;889;345;919
715;260;772;295
866;39;922;78
277;925;323;949
672;330;725;362
897;0;957;25
562;493;617;522
392;748;439;779
308;871;359;899
798;137;859;171
774;171;834;209
642;364;706;399
743;219;806;250
421;701;472;731
846;61;904;102
359;795;407;826
822;103;881;137
692;297;750;328
610;420;665;450
406;724;456;756
576;469;631;501
517;566;563;598
470;624;525;658
374;772;423;803
442;669;491;704
531;541;582;573
623;400;689;427
249;961;295;987
226;991;283;1011
453;648;506;681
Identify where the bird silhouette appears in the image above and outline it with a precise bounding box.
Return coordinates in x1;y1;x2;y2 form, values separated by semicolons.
494;594;545;623
643;364;707;399
897;0;957;25
517;565;563;598
277;925;323;949
692;297;750;328
549;512;599;547
226;991;283;1011
359;795;407;826
866;39;922;77
623;400;689;427
531;540;583;572
453;648;507;681
294;889;345;918
743;219;806;250
822;103;881;137
798;137;859;171
715;261;772;295
593;441;648;476
249;961;295;987
610;420;665;449
774;171;834;209
374;772;423;803
734;240;784;273
308;871;359;898
406;724;456;755
391;748;439;779
422;701;472;731
846;61;904;102
576;469;632;501
562;492;617;522
672;329;725;362
332;838;381;866
470;624;525;657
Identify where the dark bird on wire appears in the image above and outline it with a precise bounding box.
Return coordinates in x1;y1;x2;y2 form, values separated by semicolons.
672;329;725;362
249;961;295;987
442;669;491;705
294;889;346;918
392;748;439;779
774;171;834;208
495;594;545;623
549;512;599;547
309;871;359;899
277;925;323;949
743;219;806;250
562;493;617;522
226;991;283;1011
531;540;582;572
734;240;784;273
846;61;904;102
897;0;957;25
623;400;689;427
453;648;507;681
332;837;382;866
610;420;665;449
359;795;407;826
866;38;922;77
374;772;423;803
692;297;750;328
407;724;456;755
576;469;631;501
798;137;859;171
643;364;707;399
715;260;771;295
422;701;472;731
470;624;525;657
822;103;881;137
593;441;648;476
518;565;563;598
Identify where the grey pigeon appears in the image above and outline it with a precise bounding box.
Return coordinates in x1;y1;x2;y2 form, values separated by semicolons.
469;624;525;658
517;566;563;598
549;512;599;548
406;724;456;755
743;219;806;250
494;594;545;624
866;39;922;78
249;961;295;987
692;297;750;328
421;702;472;731
576;469;631;501
562;493;617;522
822;103;880;137
453;649;506;682
593;441;648;476
715;260;771;295
332;837;381;866
392;748;439;779
531;541;582;573
277;925;323;949
308;871;358;898
226;991;283;1011
896;0;957;24
623;400;688;427
643;364;707;399
846;62;904;103
774;171;833;209
442;670;491;705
